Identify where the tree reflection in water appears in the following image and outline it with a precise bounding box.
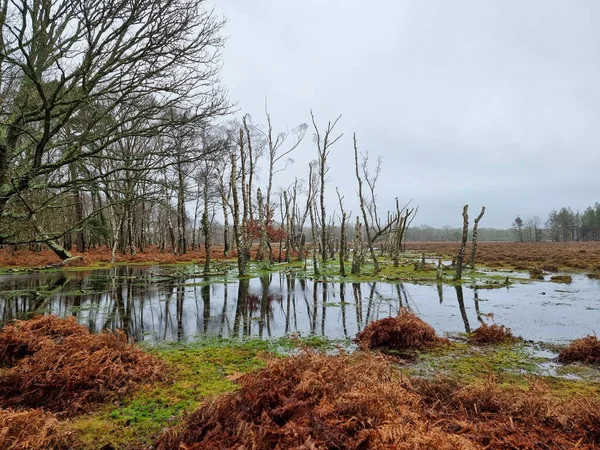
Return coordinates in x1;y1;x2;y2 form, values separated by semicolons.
0;265;516;343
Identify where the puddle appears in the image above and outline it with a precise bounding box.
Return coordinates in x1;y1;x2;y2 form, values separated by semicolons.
0;266;598;344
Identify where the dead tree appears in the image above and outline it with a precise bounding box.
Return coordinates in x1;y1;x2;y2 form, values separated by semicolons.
201;167;212;273
337;188;348;276
351;217;364;275
283;190;292;263
470;206;486;269
392;200;416;267
309;202;320;276
288;179;299;252
454;205;469;281
307;161;320;275
257;188;270;268
242;115;260;223
353;134;396;272
310;110;343;263
231;130;251;277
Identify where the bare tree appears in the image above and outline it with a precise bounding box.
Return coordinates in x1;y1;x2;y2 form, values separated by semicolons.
392;200;416;267
257;188;270;268
307;161;319;275
230;130;251;276
353;134;397;272
310;110;342;263
0;0;229;259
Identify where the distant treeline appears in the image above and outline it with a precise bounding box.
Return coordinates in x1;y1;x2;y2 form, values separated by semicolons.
405;226;514;242
407;202;600;243
544;203;600;242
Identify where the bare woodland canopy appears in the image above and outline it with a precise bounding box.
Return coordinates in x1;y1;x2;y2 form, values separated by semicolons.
0;0;229;257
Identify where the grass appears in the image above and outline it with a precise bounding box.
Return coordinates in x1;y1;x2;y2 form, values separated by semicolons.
66;341;269;449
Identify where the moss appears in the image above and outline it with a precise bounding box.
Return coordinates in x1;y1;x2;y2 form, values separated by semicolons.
65;335;345;450
413;343;545;379
66;342;270;449
407;341;600;401
542;375;600;399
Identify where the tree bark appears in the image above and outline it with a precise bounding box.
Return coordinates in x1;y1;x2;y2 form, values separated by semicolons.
309;202;320;276
351;217;363;275
257;188;270;268
454;205;469;280
337;190;347;276
202;183;211;273
469;206;486;269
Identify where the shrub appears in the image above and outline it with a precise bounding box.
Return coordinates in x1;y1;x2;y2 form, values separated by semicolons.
558;336;600;365
156;352;600;450
469;324;515;344
155;351;472;450
354;311;448;351
0;408;70;450
0;316;165;414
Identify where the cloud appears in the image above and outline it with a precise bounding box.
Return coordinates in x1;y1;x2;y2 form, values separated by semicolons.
212;0;600;227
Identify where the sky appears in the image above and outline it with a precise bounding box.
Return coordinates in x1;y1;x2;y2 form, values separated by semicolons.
211;0;600;228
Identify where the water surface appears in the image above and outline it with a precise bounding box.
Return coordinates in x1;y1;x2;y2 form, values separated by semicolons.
1;266;598;344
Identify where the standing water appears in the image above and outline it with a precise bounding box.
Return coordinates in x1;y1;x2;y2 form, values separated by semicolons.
0;266;598;344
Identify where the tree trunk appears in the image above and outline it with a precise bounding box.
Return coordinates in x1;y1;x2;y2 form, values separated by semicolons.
202;185;211;273
231;138;250;277
469;206;486;269
309;203;319;276
351;217;363;275
177;168;187;254
339;212;347;276
223;203;230;257
298;234;305;262
454;205;469;280
257;188;270;268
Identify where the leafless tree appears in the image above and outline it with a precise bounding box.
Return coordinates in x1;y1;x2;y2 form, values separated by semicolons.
353;134;397;272
307;161;319;275
0;0;229;259
310;110;342;263
351;217;364;275
336;188;348;276
230;129;251;276
392;200;416;267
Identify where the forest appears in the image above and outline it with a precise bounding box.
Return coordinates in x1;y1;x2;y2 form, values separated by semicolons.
0;0;422;275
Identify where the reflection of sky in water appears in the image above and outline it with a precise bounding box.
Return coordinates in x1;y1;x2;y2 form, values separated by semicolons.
0;267;598;344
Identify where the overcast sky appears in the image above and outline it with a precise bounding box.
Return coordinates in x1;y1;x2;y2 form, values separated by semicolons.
212;0;599;228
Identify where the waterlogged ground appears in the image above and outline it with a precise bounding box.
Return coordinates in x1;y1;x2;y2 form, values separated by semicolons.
1;263;599;450
0;264;598;344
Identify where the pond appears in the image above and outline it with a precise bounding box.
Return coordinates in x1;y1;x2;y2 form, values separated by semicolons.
0;265;598;344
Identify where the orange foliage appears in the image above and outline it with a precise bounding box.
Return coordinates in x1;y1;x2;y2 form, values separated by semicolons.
405;241;600;272
246;219;287;242
0;408;70;450
156;351;600;450
558;335;600;365
469;324;516;345
355;311;449;352
0;316;165;414
0;243;297;268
